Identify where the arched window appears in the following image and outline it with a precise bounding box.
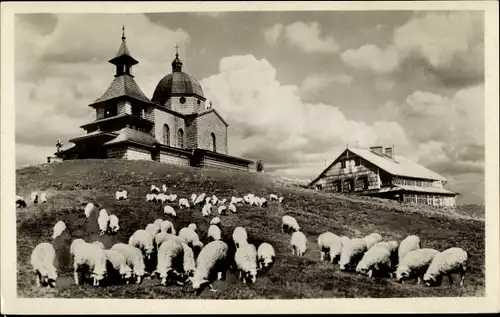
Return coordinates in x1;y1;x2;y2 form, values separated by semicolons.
178;128;184;149
211;133;216;152
163;124;170;146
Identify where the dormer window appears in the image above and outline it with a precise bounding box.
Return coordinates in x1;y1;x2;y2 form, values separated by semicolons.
104;106;117;118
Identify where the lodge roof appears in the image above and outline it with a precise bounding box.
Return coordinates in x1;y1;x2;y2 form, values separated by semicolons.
90;75;153;106
103;127;158;148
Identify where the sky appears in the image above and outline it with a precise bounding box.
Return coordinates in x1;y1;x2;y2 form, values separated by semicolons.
14;11;485;204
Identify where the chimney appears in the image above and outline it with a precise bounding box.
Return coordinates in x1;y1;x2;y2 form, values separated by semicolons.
385;147;393;158
369;145;383;156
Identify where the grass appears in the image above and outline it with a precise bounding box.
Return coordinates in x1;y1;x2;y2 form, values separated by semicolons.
16;159;485;298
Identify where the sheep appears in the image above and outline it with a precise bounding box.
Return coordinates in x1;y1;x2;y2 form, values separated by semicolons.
211;195;219;206
230;196;243;205
228;203;237;213
160;220;176;235
191;193;198;204
16;195;27;208
269;194;278;201
111;243;147;284
235;242;258;284
210;216;221;226
339;238;368;272
108;214;120;233
154;240;186;286
128;229;154;260
291;231;307;256
92;241;105;249
189;240;229;294
207;225;222;241
356;244;393;278
179;198;190;209
103;249;133;284
84;202;97;218
257;242;275;270
217;205;227;215
145;223;160;239
40;192;48;203
232;226;248;248
164;205;177;217
423;247;468;287
169;194;178;202
52;220;67;240
194;193;206;206
317;232;343;263
151;185;160;193
202;203;212;217
30;242;58;288
398;235;421;264
278;196;284;203
71;240;107;286
181;242;197;277
153;218;164;229
363;233;383;249
188;223;198;232
218;198;227;206
115;190;127;200
154;231;187;249
146;193;156;202
97;209;110;235
178;227;204;250
395;248;440;284
256;197;268;207
281;215;300;233
156;193;168;203
31;191;39;204
205;197;211;205
162;184;167;193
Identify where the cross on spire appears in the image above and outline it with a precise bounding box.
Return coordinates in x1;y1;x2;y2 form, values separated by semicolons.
121;25;126;41
174;44;180;57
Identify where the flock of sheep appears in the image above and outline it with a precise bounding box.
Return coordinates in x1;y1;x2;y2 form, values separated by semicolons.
23;184;469;297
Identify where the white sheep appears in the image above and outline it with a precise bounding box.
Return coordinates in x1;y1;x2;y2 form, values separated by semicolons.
115;190;127;200
128;229;154;260
181;242;197;277
202;203;212;217
232;226;248;248
363;233;383;249
291;231;307;256
398;235;421;264
91;241;105;249
103;249;133;284
84;202;96;218
30;242;58;288
162;184;167;193
228;204;237;213
317;232;343;263
178;227;204;249
97;209;110;235
269;194;278;201
156;193;168;203
31;191;39;204
111;243;147;284
169;194;178;202
257;242;275;270
356;244;393;278
71;240;107;286
145;223;160;239
194;193;206;206
205;197;211;205
155;240;185;286
210;216;221;226
108;214;120;233
211;195;219;206
395;248;440;284
207;225;222;241
235;242;258;284
151;185;160;193
146;193;155;202
230;196;243;205
278;196;284;203
256;197;268;207
164;205;177;217
179;198;190;209
189;240;229;294
218;198;227;205
281;215;300;233
188;223;198;232
160;220;176;235
40;192;48;203
423;247;468;287
52;220;67;240
339;238;368;271
153;218;163;229
217;205;227;215
154;231;187;249
16;195;27;208
191;193;198;204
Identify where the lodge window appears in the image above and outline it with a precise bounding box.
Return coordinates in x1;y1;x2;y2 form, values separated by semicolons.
211;132;216;152
178;128;184;149
104;106;117;118
163;124;170;146
132;104;143;118
340;161;346;169
355;158;361;166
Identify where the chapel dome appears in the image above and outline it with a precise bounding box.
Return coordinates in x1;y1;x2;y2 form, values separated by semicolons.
151;53;205;106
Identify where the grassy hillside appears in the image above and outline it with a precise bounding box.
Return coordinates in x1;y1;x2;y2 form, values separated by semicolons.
16;159;485;299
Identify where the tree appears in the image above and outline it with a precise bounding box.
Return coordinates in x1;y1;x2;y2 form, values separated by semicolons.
256;159;264;172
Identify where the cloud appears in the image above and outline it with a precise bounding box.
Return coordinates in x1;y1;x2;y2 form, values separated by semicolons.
375;79;395;92
341;44;400;73
300;73;354;97
264;22;339;53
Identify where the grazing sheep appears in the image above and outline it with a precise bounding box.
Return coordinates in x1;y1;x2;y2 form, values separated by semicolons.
228;204;237;213
40;192;48;203
218;198;227;206
210;216;221;226
194;193;206;206
111;243;147;284
179;198;190;209
170;194;178;202
16;195;27;208
211;195;219;206
281;215;300;233
150;185;160;193
156;193;167;203
356;245;393;278
103;249;133;284
395;248;440;284
160;220;176;235
181;242;197;277
217;205;227;215
398;235;421;264
232;226;248;248
52;220;67;240
423;247;468;287
205;197;211;205
363;233;383;249
207;225;222;241
235;243;258;283
188;223;198;232
97;209;110;235
153;218;163;229
108;214;120;233
71;240;107;286
145;223;160;239
154;231;187;249
115;190;127;200
278;196;284;203
162;184;167;193
230;196;243;205
257;242;275;270
339;238;368;272
317;232;343;263
146;193;153;202
178;227;204;250
189;240;229;294
202;203;212;217
128;229;155;260
256;197;268;207
269;194;278;201
155;240;185;286
291;231;307;256
30;242;58;288
84;203;97;218
191;193;197;204
31;191;39;204
92;241;105;249
164;205;177;217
